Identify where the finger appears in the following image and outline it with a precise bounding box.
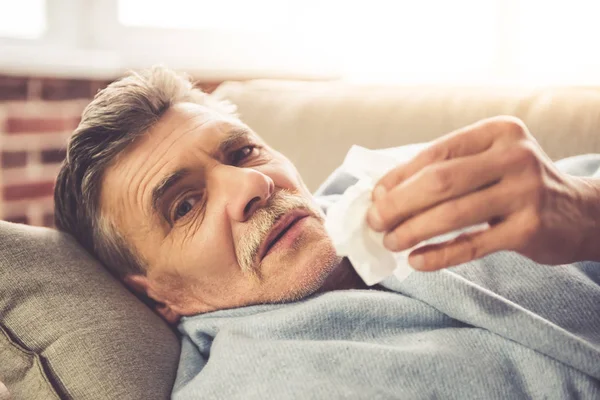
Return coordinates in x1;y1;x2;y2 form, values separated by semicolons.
382;181;516;252
368;146;508;232
375;116;529;195
406;218;520;271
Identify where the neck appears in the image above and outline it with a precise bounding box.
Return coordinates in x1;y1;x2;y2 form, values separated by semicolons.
317;257;369;293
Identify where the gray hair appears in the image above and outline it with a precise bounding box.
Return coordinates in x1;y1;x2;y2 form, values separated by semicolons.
54;66;237;279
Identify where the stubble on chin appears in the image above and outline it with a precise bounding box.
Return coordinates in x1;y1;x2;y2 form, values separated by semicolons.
234;190;359;304
264;233;343;304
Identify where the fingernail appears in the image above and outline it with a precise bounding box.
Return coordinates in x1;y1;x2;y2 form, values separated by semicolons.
409;254;425;270
372;185;387;201
367;206;384;231
383;234;398;251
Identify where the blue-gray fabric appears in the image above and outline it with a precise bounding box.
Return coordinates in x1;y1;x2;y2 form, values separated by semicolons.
173;151;600;399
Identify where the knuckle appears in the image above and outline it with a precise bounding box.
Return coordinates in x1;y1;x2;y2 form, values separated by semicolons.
426;165;454;196
450;232;483;266
378;168;402;190
465;234;483;261
455;232;481;262
442;201;466;227
493;116;529;141
434;243;459;267
425;232;484;269
511;142;542;171
420;144;450;165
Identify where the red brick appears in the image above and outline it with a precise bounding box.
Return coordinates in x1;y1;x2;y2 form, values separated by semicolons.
1;151;28;168
27;78;43;100
42;78;93;100
5;117;80;134
3;181;55;201
0;76;28;101
90;79;115;97
41;149;67;164
5;215;29;225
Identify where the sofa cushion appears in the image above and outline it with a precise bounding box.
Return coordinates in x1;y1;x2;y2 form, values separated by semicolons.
0;221;180;399
213;80;600;191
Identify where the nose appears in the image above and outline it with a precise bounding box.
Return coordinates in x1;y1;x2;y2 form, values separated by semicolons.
213;165;274;222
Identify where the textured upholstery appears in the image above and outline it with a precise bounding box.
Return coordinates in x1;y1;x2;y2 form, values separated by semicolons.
0;221;180;399
213;81;600;191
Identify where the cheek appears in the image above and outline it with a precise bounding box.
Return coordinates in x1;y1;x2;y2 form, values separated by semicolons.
262;158;309;194
155;217;238;281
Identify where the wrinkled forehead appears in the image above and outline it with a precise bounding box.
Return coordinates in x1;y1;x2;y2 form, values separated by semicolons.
98;102;255;222
141;102;244;153
108;102;248;176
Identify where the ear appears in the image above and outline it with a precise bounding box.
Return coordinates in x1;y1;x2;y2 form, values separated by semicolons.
123;274;182;325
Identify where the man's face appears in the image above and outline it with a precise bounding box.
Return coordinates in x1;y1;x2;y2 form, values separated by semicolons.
100;103;341;318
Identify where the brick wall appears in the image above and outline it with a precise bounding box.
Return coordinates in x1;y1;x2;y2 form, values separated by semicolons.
0;75;222;227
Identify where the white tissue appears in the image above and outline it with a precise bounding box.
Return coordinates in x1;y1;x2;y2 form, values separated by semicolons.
324;145;425;286
324;145;486;286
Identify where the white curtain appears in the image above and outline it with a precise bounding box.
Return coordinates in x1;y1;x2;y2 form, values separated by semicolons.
4;0;600;84
119;0;600;84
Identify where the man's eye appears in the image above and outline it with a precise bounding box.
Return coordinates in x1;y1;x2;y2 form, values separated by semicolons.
173;197;200;222
230;145;257;165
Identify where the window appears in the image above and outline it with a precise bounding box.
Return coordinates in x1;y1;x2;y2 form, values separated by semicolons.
118;0;291;31
89;0;333;78
1;0;600;84
336;0;499;84
0;0;46;39
513;0;600;84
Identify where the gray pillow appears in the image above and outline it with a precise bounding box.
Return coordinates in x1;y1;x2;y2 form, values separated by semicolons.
0;221;180;399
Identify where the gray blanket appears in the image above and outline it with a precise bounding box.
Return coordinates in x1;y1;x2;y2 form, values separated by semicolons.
173;152;600;399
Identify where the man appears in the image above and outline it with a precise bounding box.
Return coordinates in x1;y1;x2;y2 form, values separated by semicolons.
54;67;600;399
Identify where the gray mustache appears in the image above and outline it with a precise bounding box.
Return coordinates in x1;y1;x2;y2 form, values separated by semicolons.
236;190;319;273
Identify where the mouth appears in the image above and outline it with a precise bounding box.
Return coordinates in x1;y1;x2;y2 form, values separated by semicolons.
257;209;311;263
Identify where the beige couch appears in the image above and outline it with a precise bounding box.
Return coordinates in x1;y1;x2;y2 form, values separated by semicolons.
2;80;600;399
213;81;600;191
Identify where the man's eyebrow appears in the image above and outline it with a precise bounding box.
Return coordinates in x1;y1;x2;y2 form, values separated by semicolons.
151;168;190;215
215;128;252;157
150;128;251;215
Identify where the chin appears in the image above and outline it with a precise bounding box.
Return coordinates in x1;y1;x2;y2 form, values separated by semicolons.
262;222;341;302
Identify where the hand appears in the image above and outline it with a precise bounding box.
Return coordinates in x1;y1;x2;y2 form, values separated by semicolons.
367;116;600;271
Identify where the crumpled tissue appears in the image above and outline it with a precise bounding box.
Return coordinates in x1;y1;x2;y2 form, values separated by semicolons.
325;144;485;286
324;145;427;286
